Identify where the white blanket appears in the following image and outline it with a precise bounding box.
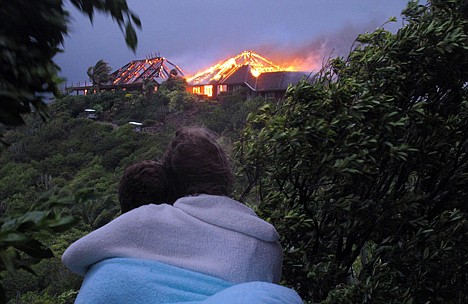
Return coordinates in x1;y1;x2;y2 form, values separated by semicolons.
63;195;283;284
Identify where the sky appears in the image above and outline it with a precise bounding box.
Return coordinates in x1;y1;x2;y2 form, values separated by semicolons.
55;0;412;84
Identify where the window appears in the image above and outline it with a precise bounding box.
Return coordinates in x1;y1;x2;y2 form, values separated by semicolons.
204;85;213;97
231;85;243;92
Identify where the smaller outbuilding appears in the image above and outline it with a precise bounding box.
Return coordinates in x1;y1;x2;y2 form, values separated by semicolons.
129;121;143;132
84;109;97;119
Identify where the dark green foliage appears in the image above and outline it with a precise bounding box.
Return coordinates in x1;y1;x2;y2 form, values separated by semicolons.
236;0;468;303
159;74;187;92
55;89;193;126
0;17;142;292
67;184;119;230
0;163;39;200
51;91;125;120
0;83;265;301
87;60;112;92
166;91;197;114
2;226;86;303
0;92;178;301
0;0;63;126
142;78;157;103
157;75;197;114
0;197;77;302
3;258;81;304
0;0;140;128
197;95;266;134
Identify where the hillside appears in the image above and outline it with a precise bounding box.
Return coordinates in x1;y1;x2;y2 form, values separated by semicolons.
0;86;267;302
1;1;467;302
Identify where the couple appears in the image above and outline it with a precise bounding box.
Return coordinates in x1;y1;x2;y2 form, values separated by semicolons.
62;127;302;303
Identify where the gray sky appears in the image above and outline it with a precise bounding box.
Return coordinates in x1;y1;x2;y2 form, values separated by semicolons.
55;0;412;84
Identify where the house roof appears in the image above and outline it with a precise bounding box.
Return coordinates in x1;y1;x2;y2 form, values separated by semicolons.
187;51;310;93
110;57;184;85
256;71;309;92
188;51;283;86
217;68;309;92
219;65;250;85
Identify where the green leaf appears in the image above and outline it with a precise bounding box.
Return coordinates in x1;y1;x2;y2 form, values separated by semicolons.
125;22;138;52
48;216;78;232
130;12;142;28
0;248;17;272
14;239;53;259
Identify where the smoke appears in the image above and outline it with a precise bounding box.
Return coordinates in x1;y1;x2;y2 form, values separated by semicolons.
253;20;383;73
173;19;387;77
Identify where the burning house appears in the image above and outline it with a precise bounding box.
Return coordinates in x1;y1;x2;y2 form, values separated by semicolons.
110;56;184;90
65;51;309;99
187;51;309;100
65;56;184;95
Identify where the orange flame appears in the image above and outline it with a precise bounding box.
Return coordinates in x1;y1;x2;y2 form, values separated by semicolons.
187;50;301;85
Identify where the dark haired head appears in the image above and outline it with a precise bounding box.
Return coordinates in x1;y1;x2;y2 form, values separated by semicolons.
162;127;234;202
118;160;169;213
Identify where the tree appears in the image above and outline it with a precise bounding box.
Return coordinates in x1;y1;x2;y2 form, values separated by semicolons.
159;71;187;92
0;0;140;301
0;198;77;302
236;0;468;303
158;73;196;114
0;0;141;127
142;77;157;103
87;60;112;92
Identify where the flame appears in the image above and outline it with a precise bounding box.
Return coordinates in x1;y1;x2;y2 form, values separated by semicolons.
111;56;184;85
250;68;261;78
191;85;213;97
204;85;213;97
187;50;301;85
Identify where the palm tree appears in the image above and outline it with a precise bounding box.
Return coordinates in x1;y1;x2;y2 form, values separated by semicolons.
87;60;112;93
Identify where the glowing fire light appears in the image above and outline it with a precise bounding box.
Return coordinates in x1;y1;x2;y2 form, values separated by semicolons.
250;69;261;78
187;51;300;85
111;56;184;85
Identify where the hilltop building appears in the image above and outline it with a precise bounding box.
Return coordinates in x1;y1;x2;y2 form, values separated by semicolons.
64;56;184;95
64;51;310;99
110;56;184;90
187;51;310;100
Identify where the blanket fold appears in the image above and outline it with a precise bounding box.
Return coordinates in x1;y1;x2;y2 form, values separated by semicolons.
74;258;231;304
74;258;303;304
199;281;303;304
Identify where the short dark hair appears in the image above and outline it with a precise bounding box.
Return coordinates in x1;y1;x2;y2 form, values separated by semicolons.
118;160;169;213
162;127;234;202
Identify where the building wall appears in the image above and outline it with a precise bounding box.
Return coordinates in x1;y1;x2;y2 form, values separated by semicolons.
188;85;216;98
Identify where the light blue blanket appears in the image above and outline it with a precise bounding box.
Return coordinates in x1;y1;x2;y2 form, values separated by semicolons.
75;258;302;304
198;281;303;304
75;258;231;303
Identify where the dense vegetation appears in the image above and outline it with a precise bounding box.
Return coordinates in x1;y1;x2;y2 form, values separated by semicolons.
0;0;140;128
237;0;468;303
0;83;264;303
0;1;141;302
1;0;467;303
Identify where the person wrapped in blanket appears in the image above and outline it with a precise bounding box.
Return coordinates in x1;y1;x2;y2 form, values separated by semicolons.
62;127;302;304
